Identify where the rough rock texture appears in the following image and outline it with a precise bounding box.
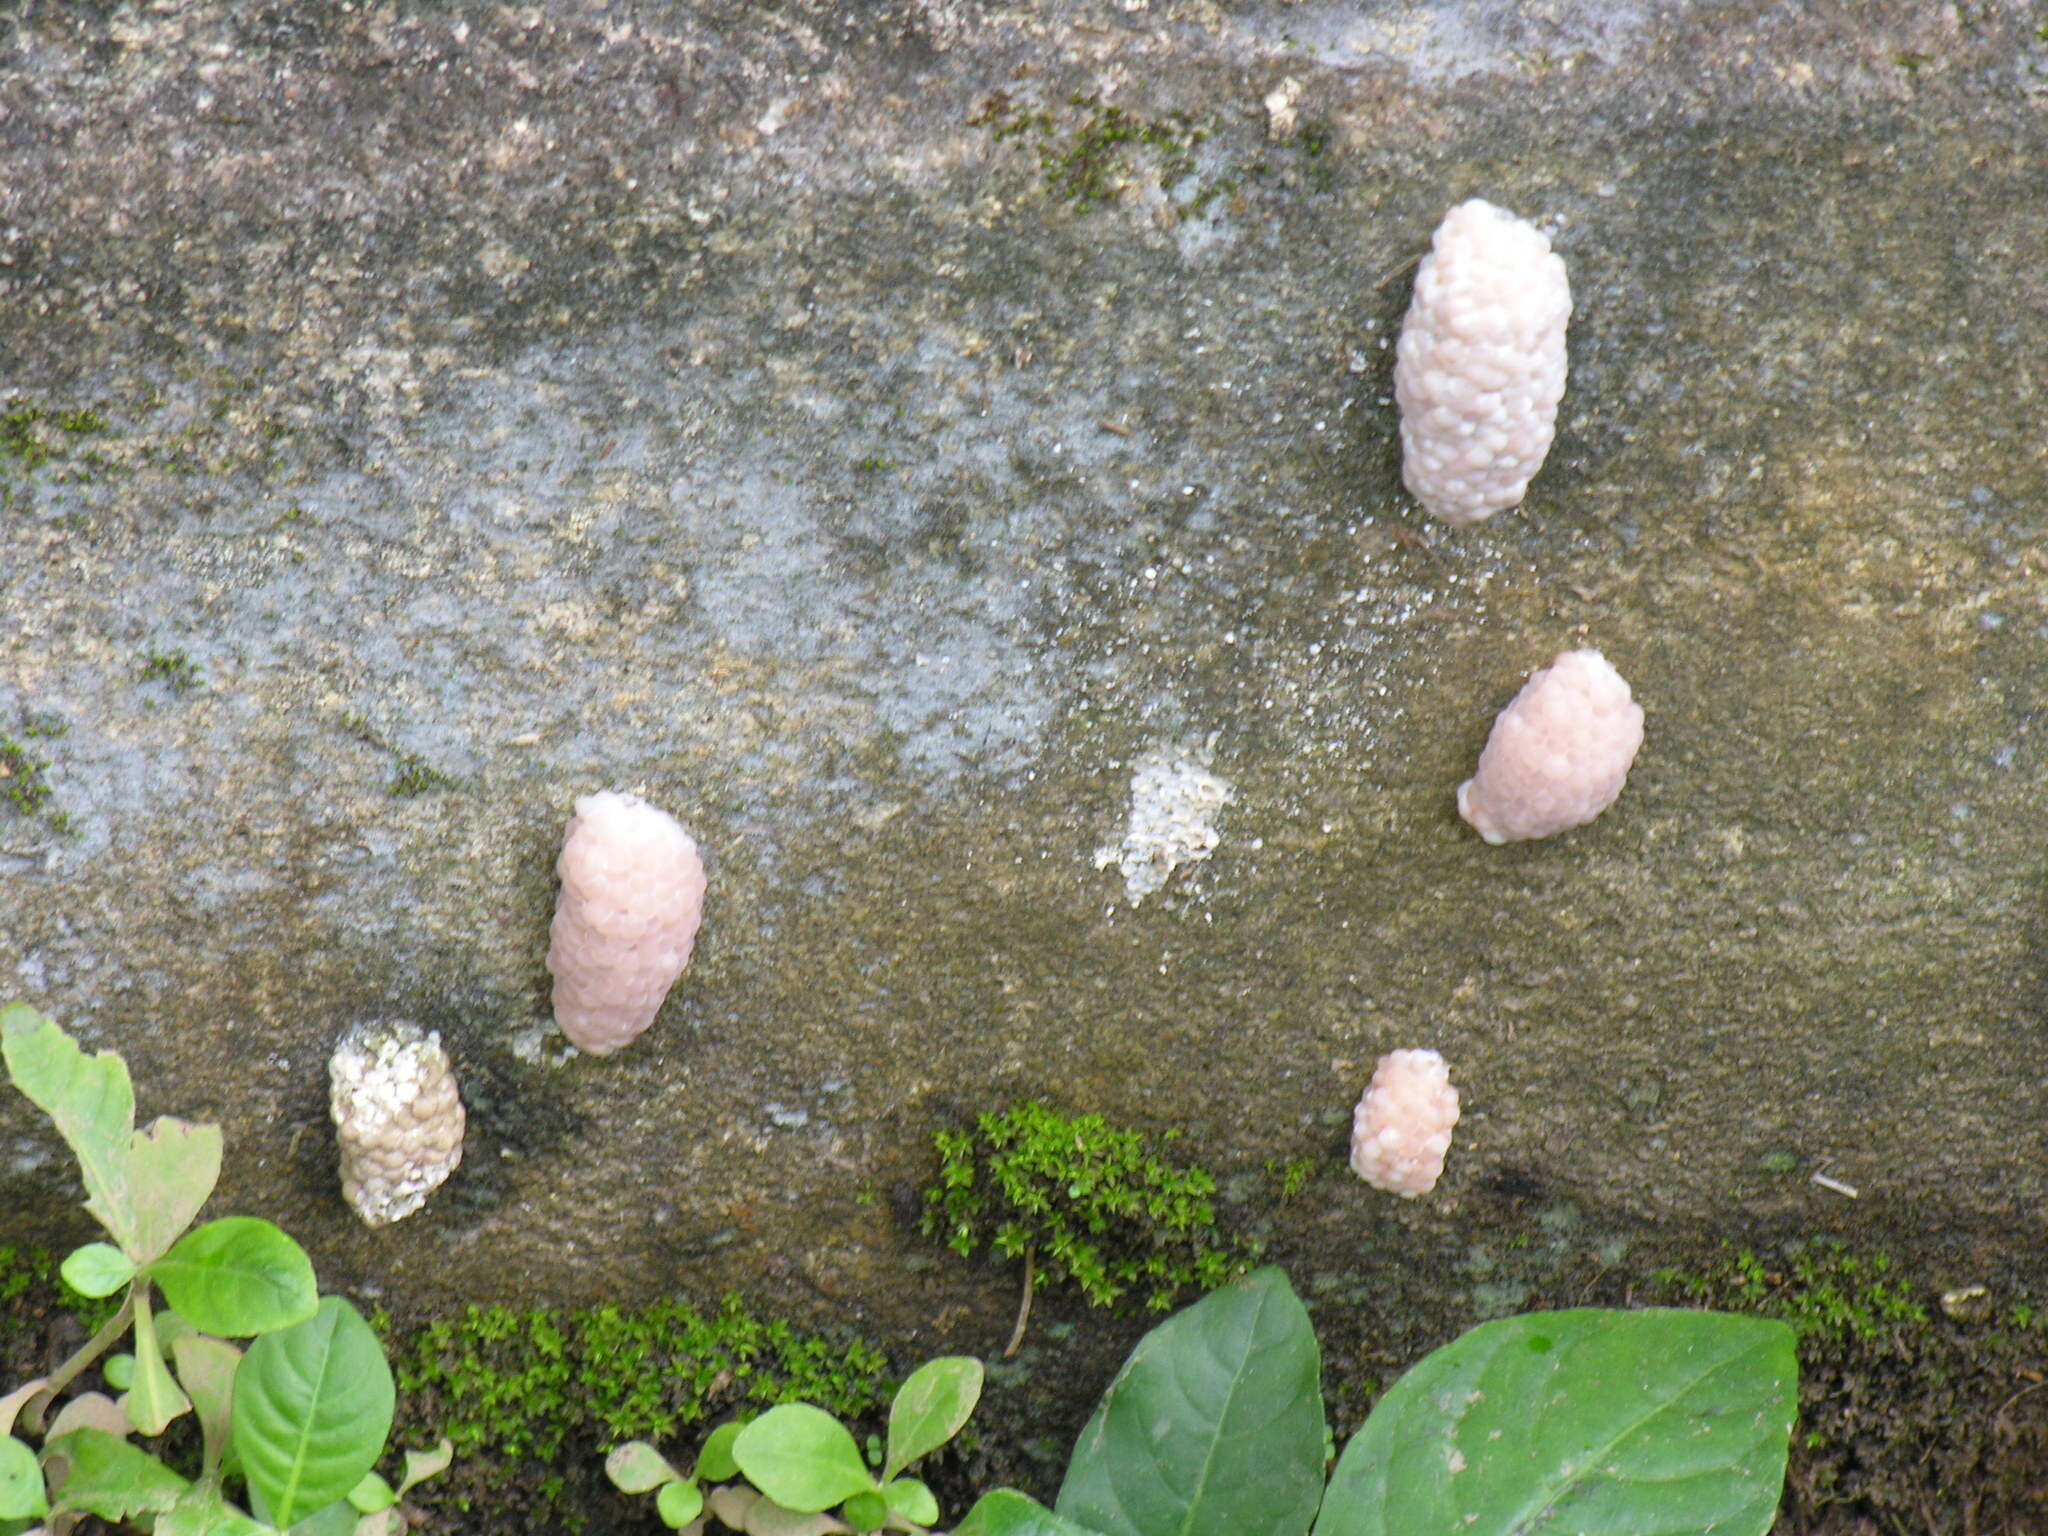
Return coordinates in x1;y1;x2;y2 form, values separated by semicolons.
549;792;708;1055
1394;199;1572;526
1458;649;1645;844
1;2;2046;1476
329;1020;465;1228
1350;1049;1461;1198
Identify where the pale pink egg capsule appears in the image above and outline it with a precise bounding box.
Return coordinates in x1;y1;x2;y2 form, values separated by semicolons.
547;791;708;1055
1350;1049;1461;1198
1458;649;1644;845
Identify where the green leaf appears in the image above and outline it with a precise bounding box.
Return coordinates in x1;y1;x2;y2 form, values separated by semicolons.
44;1427;190;1520
126;1116;225;1265
1;1005;136;1250
127;1290;193;1436
1312;1308;1798;1536
733;1404;876;1513
278;1495;360;1536
156;1482;271;1536
393;1436;453;1497
61;1242;135;1299
152;1217;320;1337
882;1478;939;1528
1056;1266;1324;1536
695;1419;745;1483
103;1353;137;1391
348;1471;397;1513
0;1437;45;1519
233;1296;396;1528
955;1490;1105;1536
0;1382;41;1441
606;1441;681;1494
883;1357;983;1481
843;1488;887;1532
659;1478;706;1528
172;1334;243;1477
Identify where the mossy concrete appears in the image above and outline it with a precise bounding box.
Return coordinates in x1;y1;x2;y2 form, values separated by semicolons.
3;0;2046;1376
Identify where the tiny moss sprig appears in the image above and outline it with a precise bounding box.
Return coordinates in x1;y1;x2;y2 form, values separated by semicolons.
137;647;204;694
921;1101;1256;1349
1656;1237;1928;1344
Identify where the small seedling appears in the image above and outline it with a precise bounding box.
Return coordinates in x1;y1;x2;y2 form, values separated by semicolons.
137;648;203;694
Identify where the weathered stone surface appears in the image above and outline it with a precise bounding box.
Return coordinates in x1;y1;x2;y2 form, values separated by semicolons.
2;0;2045;1370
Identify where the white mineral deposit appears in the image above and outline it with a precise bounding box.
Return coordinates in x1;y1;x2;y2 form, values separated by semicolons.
1458;648;1645;844
1393;198;1572;526
548;790;709;1054
1349;1049;1461;1198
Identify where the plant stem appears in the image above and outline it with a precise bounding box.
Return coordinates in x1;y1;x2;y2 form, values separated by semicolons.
23;1287;138;1437
1003;1245;1035;1359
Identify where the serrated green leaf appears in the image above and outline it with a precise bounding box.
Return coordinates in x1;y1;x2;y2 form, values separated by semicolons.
695;1419;745;1483
44;1427;190;1520
127;1291;192;1436
955;1490;1104;1536
1313;1308;1797;1536
61;1242;134;1299
233;1296;395;1527
659;1478;706;1528
607;1441;681;1494
733;1405;875;1513
152;1217;319;1337
1;1006;136;1250
171;1333;243;1478
883;1358;982;1481
0;1437;45;1519
126;1117;224;1265
882;1478;938;1528
1056;1266;1324;1536
155;1482;270;1536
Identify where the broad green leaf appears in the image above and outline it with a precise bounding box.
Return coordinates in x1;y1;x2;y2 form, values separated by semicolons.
607;1441;681;1494
126;1116;224;1264
1313;1308;1798;1536
842;1489;887;1532
734;1405;875;1513
695;1419;745;1482
882;1478;938;1527
61;1242;134;1299
1;1005;136;1249
171;1334;243;1476
279;1495;360;1536
103;1353;136;1390
883;1357;983;1481
233;1296;395;1527
348;1471;397;1513
393;1437;453;1497
659;1478;707;1528
43;1427;189;1520
152;1217;319;1337
955;1490;1105;1536
127;1291;192;1436
0;1437;45;1519
1057;1267;1324;1536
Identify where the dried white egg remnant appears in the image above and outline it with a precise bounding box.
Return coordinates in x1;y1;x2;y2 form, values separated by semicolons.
1350;1049;1460;1198
329;1019;465;1228
1093;746;1233;904
547;791;708;1055
1458;648;1644;845
1393;198;1572;526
